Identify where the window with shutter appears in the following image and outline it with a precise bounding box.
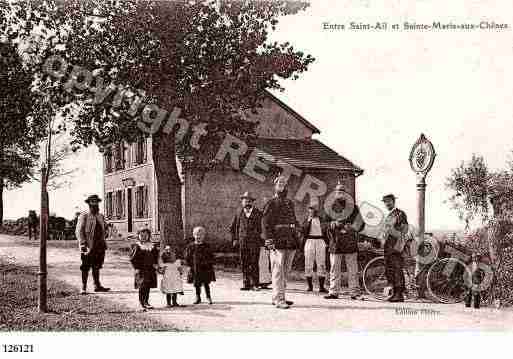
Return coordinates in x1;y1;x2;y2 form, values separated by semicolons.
135;187;142;218
121;190;126;219
143;186;149;218
106;192;113;219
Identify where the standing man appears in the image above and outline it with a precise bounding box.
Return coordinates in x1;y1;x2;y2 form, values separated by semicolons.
262;175;300;309
381;194;409;303
301;203;328;293
230;191;263;291
324;183;365;300
76;194;110;294
27;210;38;240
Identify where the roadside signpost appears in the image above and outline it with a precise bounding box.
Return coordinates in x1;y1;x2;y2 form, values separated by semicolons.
409;133;436;244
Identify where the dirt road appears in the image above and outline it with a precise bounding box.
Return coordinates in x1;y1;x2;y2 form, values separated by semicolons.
1;234;512;331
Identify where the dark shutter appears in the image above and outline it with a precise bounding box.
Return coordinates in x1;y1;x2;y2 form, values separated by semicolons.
143;186;149;218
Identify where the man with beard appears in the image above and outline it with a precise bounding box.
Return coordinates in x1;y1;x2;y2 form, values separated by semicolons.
381;194;409;302
262;175;300;309
230;191;263;291
76;194;110;294
324;183;365;300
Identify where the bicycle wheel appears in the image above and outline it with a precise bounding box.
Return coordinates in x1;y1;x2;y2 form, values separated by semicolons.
427;258;471;304
363;256;388;299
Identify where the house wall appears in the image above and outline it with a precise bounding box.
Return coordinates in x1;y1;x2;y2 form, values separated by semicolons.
246;96;314;139
183;167;355;249
103;137;157;237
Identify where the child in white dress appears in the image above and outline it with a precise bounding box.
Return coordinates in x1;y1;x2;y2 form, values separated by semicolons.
160;246;185;307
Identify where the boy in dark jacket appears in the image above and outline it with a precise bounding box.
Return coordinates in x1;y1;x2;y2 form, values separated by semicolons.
185;226;216;305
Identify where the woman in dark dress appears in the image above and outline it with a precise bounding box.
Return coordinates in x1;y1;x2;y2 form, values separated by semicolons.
129;228;159;310
185;226;216;304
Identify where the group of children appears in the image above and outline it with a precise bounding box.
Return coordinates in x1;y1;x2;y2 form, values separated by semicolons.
129;226;215;311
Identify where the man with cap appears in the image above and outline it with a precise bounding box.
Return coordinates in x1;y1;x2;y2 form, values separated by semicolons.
381;194;409;302
230;191;263;291
301;202;328;293
75;194;110;294
262;175;300;309
324;183;365;300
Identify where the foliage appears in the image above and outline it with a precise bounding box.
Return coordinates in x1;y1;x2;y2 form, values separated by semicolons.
2;0;315;247
445;154;490;227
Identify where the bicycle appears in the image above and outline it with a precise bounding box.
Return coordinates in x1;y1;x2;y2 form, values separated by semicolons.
362;236;472;303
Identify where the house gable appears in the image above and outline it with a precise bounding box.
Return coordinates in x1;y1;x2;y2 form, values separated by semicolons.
244;91;320;139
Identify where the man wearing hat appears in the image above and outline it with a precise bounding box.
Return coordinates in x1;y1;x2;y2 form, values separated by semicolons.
75;194;110;294
381;194;409;302
301;202;328;293
262;175;300;309
230;191;263;291
324;183;365;300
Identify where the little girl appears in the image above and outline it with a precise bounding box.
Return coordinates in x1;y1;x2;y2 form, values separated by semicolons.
185;226;216;304
129;228;159;311
160;245;185;307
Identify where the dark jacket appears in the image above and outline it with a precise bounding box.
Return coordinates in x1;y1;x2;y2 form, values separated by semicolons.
185;241;216;286
383;208;408;255
325;200;365;254
261;192;299;250
229;207;263;250
129;242;159;289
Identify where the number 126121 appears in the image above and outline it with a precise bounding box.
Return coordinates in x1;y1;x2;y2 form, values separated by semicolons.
2;344;34;353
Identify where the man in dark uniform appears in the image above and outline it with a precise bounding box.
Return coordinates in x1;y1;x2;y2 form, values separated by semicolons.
27;210;38;240
381;194;409;302
262;175;300;309
324;183;365;300
230;191;263;291
75;194;110;294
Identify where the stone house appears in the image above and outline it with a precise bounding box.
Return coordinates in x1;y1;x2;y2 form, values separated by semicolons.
102;91;363;247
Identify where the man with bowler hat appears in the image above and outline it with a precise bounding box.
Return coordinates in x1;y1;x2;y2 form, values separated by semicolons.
381;194;408;302
230;191;263;291
76;194;110;294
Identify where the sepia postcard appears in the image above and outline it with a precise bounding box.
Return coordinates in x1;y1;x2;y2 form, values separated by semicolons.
1;0;512;357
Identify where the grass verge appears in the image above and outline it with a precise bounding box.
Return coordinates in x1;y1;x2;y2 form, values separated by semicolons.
0;257;179;331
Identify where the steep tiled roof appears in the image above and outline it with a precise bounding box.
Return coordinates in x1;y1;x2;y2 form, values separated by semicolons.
249;138;363;174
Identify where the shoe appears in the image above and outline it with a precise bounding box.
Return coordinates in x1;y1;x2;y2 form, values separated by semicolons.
324;294;339;299
306;277;313;292
272;300;294;305
387;292;404;303
351;293;362;300
144;304;154;309
253;286;260;291
259;285;271;290
193;298;201;305
172;303;184;307
94;286;111;292
207;298;213;305
80;289;87;295
240;287;251;291
276;302;290;309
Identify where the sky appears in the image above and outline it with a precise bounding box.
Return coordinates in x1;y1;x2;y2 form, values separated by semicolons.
4;0;513;232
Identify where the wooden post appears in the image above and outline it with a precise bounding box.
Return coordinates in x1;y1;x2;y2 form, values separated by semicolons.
39;160;48;313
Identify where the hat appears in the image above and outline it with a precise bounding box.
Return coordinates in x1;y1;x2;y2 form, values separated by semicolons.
382;194;396;202
240;191;255;201
85;194;102;204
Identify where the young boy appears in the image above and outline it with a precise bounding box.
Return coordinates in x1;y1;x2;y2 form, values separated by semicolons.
185;226;216;305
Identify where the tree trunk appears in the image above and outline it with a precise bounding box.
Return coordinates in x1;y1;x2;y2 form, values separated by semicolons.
152;132;184;254
0;177;4;226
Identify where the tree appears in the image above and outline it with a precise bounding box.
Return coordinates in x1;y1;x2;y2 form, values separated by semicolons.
59;0;314;250
445;154;490;228
0;42;41;224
